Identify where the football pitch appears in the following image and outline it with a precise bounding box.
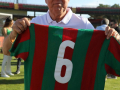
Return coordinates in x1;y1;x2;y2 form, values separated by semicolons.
0;54;120;90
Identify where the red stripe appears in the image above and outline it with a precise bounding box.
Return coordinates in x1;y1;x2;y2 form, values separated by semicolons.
54;28;78;90
108;37;120;62
14;27;30;47
105;64;119;76
30;24;49;90
80;30;106;90
15;52;29;61
61;65;67;77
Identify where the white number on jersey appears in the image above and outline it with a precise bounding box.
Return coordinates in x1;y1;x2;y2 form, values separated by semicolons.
54;40;75;84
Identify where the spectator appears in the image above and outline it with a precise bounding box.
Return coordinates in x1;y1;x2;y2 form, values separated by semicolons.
1;17;14;77
110;20;120;34
14;58;21;74
96;18;109;31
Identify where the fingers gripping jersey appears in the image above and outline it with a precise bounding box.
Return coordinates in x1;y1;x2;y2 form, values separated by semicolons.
10;23;120;90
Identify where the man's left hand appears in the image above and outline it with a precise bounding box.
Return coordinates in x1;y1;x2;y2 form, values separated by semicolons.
105;26;120;43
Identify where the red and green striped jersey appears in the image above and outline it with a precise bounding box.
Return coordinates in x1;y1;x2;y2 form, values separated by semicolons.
10;23;120;90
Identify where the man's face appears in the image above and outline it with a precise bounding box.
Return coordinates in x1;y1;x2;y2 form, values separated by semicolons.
45;0;69;15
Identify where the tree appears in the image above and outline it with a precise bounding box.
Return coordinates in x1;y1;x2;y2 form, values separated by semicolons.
110;4;120;23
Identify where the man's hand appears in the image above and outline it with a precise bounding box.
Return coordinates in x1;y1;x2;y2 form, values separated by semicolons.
12;17;31;38
105;26;120;42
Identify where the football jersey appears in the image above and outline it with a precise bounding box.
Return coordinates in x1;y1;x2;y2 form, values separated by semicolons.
10;23;120;90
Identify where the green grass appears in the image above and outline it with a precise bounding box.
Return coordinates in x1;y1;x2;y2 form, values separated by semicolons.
0;54;24;90
0;53;120;90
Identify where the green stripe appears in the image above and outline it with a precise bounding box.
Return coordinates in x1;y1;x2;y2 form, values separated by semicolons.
24;24;35;90
41;26;63;90
68;29;94;90
94;39;110;90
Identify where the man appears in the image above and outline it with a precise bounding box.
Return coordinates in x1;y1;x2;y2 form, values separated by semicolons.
96;18;109;31
3;0;120;55
2;0;120;90
110;20;120;34
2;0;96;55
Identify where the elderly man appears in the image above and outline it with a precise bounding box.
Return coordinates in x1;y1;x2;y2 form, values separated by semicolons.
3;0;95;55
3;0;120;55
2;0;120;90
96;18;109;31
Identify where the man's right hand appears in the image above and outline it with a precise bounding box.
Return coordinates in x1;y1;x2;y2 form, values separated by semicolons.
12;17;31;38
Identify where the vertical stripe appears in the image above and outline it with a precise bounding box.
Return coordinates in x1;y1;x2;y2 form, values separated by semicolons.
68;29;94;90
81;30;105;90
41;26;63;90
94;37;109;90
54;28;78;90
30;24;49;90
24;24;35;90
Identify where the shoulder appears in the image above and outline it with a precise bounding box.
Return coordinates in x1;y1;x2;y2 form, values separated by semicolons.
68;13;94;29
2;28;7;36
96;26;101;29
76;15;94;29
30;14;47;24
96;25;107;31
71;13;88;23
3;28;7;31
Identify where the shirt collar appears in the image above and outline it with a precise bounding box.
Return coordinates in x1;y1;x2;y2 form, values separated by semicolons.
47;8;72;24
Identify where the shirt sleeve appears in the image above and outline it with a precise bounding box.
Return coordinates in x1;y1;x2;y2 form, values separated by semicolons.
105;37;120;76
9;27;30;61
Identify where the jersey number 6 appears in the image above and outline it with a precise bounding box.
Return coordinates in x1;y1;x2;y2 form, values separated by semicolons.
54;40;75;84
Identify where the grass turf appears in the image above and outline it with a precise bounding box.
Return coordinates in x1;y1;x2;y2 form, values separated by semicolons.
0;54;120;90
0;54;24;90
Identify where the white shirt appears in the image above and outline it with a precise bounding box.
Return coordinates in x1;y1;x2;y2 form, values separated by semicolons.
96;24;108;31
31;8;94;29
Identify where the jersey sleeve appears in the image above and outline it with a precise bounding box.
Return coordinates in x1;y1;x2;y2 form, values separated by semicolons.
9;27;30;61
105;37;120;76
